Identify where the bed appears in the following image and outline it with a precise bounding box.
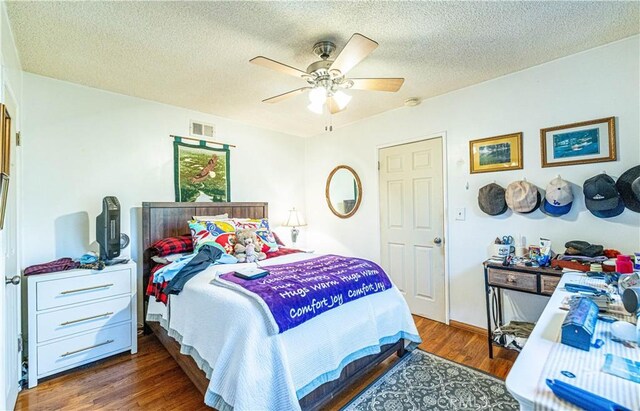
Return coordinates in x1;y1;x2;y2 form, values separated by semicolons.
142;201;420;410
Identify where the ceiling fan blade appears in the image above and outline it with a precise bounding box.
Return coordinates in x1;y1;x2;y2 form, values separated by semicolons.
349;78;405;92
250;56;308;78
327;97;347;114
263;87;310;104
329;33;378;76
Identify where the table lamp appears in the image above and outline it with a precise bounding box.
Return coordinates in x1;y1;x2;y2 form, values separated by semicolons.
283;207;306;246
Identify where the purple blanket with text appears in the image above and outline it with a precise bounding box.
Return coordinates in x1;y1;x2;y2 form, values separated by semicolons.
216;255;393;334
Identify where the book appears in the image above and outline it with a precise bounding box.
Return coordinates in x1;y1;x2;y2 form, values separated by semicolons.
233;267;269;280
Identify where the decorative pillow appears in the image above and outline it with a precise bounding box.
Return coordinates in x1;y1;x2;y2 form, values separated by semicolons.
150;235;193;257
272;230;286;247
192;213;229;220
232;218;278;253
189;219;236;254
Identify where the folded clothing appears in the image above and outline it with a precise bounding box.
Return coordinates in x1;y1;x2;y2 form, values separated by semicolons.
24;258;79;275
557;254;608;263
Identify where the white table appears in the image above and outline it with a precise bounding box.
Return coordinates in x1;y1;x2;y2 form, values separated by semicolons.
505;272;639;410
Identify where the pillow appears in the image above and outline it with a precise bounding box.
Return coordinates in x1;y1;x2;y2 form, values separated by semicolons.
232;218;278;253
272;231;286;247
189;219;236;254
151;253;186;265
192;213;229;220
150;235;193;257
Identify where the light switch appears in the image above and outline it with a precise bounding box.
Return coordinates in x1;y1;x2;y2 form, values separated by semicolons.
455;208;466;221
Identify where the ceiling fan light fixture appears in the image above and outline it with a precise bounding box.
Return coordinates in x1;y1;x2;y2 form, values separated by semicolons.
307;102;324;114
309;87;327;105
333;90;352;110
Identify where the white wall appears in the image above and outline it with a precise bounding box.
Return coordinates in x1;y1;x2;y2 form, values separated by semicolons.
304;36;640;328
21;73;307;319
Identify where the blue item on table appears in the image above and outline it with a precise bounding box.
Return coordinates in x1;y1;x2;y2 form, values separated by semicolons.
546;379;631;411
561;297;599;351
565;283;608;296
602;354;640;383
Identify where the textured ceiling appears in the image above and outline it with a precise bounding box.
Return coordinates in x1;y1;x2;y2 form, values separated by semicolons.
7;1;639;137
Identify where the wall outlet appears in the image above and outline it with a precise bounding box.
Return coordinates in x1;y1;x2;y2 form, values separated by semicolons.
455;208;466;221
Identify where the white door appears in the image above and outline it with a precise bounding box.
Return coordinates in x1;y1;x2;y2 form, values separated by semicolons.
2;86;21;411
379;138;445;322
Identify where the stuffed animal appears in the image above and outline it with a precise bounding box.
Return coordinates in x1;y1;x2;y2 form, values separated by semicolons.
234;229;267;263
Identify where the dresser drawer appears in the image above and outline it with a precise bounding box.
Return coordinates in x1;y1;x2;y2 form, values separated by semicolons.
541;275;561;295
37;322;131;377
36;268;131;310
37;295;132;343
487;268;537;293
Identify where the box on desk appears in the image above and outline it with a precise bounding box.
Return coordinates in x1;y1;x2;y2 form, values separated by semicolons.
561;297;599;351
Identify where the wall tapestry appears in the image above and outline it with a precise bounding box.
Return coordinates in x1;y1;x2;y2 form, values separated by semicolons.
173;136;230;202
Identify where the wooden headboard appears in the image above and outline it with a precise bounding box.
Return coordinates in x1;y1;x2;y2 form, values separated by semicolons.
141;202;268;318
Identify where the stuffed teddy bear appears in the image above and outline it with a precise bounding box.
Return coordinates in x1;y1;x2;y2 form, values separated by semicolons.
234;229;267;263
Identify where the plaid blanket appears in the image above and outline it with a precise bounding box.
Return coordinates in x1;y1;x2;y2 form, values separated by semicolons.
146;248;303;305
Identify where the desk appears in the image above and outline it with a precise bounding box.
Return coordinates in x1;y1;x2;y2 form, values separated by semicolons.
483;261;564;358
505;272;639;410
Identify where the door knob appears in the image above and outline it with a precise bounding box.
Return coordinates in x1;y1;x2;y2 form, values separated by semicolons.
433;237;442;245
5;275;20;285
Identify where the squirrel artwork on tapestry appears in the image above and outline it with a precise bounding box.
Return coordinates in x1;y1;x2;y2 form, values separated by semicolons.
234;229;267;263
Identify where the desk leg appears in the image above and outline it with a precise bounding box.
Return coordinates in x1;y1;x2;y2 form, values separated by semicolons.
484;270;494;359
497;288;504;327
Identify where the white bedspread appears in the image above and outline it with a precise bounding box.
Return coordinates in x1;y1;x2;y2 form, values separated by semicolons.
147;252;420;411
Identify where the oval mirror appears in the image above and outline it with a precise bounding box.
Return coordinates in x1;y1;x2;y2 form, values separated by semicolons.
325;165;362;218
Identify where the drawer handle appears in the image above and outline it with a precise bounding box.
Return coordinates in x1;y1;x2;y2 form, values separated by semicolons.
60;312;114;326
506;275;517;283
60;339;114;357
60;284;114;295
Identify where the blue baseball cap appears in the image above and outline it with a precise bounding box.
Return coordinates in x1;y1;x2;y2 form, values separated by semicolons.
542;177;573;216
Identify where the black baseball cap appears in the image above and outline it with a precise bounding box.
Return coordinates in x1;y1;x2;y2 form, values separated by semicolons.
583;173;624;218
616;165;640;213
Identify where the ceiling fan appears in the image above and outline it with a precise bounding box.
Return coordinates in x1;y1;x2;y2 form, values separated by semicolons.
250;33;404;114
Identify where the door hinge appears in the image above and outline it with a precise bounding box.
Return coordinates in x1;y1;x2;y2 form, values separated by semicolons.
16;131;21;146
377;161;380;171
18;335;23;353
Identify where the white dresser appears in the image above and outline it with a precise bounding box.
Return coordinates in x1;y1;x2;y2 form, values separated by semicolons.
27;262;137;388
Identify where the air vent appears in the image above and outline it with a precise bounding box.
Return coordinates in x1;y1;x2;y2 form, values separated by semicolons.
190;120;215;138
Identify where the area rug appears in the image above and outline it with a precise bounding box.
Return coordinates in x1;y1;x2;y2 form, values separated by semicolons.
342;349;518;411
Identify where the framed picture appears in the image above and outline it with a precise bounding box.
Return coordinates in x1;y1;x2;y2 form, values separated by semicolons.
469;132;523;174
540;117;616;168
173;138;230;202
0;173;9;230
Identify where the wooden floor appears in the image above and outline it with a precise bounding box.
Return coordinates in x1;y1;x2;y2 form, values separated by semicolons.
16;316;517;410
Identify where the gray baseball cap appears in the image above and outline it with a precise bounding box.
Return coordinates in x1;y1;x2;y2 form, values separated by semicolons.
478;183;507;216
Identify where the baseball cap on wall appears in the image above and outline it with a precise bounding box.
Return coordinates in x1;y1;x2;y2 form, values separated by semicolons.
583;173;624;218
541;177;573;216
478;183;508;216
616;165;640;213
505;180;541;214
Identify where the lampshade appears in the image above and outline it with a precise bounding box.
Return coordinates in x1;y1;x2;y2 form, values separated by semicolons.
307;102;324;114
284;208;307;227
333;90;352;110
308;87;327;105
